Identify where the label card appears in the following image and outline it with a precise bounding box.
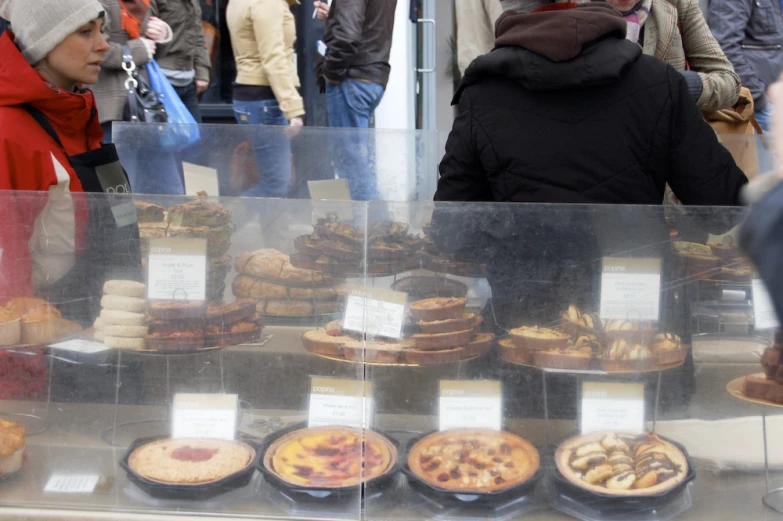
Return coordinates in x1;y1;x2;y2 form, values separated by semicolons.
600;257;662;322
147;238;207;301
342;285;407;339
753;278;780;330
308;377;373;429
439;380;502;431
49;339;110;354
581;382;645;434
45;474;100;494
172;393;238;440
308;179;353;221
183;162;220;197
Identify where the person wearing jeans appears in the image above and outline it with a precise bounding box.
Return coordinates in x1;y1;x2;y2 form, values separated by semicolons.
315;0;397;201
227;0;304;198
325;79;385;200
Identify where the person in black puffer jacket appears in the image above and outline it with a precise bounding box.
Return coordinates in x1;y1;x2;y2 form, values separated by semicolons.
432;1;748;420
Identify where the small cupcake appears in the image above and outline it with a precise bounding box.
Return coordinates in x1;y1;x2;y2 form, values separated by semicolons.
509;326;569;351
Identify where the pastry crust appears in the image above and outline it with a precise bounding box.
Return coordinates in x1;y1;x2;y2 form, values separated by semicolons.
258;300;340;317
289;253;318;271
204;322;263;347
293;234;325;258
418;313;479;335
555;432;688;497
341;341;405;363
408;429;539;493
149;301;207;321
534;349;592;370
409;298;467;321
263;427;396;488
235;249;334;286
404;348;463;365
463;333;495;358
413;329;473;351
134;201;166;223
301;330;352;357
129;438;255;485
498;337;532;364
206;299;258;326
166;195;231;228
509;326;569;351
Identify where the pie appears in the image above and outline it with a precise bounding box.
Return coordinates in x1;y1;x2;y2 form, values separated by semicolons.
534;348;592;370
206;299;257;326
509;326;569;351
0;420;25;476
301;329;354;357
204;321;263;347
650;333;686;365
409;298;467;321
235;249;335;286
555;432;688;496
128;438;255;485
149;301;208;321
166;192;231;228
263;426;396;488
413;329;473;350
418;313;480;335
407;429;539;493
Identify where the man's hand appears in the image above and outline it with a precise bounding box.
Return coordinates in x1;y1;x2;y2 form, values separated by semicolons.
314;1;329;22
196;79;210;96
287;116;304;137
146;17;171;43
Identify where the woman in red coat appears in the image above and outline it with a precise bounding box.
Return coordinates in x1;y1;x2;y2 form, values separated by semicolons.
0;0;141;400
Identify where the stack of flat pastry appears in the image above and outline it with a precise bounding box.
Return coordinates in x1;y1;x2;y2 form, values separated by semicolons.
96;280;148;350
233;249;343;317
136;194;234;302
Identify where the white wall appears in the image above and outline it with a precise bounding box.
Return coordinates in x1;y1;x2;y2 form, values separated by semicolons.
375;1;415;130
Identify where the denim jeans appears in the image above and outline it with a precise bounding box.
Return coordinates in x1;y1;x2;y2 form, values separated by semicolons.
756;103;774;133
173;82;203;123
102;122;184;195
326;79;385;201
755;104;775;173
233;99;292;198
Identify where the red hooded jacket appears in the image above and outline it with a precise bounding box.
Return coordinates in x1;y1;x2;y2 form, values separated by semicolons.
0;32;104;399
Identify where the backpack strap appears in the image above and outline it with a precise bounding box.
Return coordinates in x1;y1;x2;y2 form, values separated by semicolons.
22;103;65;149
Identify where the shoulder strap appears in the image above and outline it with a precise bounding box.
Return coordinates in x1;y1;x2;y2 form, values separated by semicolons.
22;104;65;149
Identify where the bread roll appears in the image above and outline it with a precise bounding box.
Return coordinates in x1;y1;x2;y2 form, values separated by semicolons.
104;280;146;298
104;325;149;338
101;295;147;313
100;310;147;327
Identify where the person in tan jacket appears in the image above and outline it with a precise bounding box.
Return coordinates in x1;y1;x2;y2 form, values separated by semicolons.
227;0;304;198
456;0;504;75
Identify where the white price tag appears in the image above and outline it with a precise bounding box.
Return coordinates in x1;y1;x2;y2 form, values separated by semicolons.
753;278;780;330
600;257;662;321
44;474;99;494
183;162;220;197
308;377;373;429
49;339;109;354
147;238;207;301
172;393;238;440
581;382;645;434
342;286;406;339
439;380;502;431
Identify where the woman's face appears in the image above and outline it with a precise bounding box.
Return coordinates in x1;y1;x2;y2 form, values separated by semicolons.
604;0;642;13
40;18;109;89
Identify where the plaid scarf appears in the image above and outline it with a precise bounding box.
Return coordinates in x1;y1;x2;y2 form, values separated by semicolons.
119;0;149;39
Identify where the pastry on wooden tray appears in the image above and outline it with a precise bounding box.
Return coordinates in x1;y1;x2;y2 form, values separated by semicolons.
463;333;495;358
407;429;539;493
166;192;231;228
301;329;353;357
235;249;335;286
341;340;412;364
206;299;257;326
129;438;255;485
650;333;686;365
404;347;464;365
555;432;688;496
293;234;326;258
534;347;592;370
413;329;473;351
409;298;467;322
149;301;208;321
509;326;569;351
0;420;25;476
369;221;409;243
498;337;532;364
560;305;602;337
263;426;396;488
602;339;655;371
418;313;480;335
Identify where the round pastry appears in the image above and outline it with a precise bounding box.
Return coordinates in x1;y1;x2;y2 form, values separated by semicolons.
129;438;255;485
301;330;353;357
509;326;569;351
650;333;686;366
0;420;25;476
555;432;688;496
104;325;149;339
100;310;147;327
462;333;495;358
149;301;208;321
103;280;147;298
407;429;540;493
413;329;473;351
405;347;463;365
263;426;396;488
21;306;64;345
104;336;147;350
100;295;147;313
534;348;592;370
5;298;59;319
409;298;467;322
418;313;480;335
498;337;532;364
341;340;410;364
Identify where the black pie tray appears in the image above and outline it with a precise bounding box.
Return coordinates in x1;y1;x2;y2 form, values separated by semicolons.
120;436;259;500
255;421;400;499
401;431;544;505
548;435;697;513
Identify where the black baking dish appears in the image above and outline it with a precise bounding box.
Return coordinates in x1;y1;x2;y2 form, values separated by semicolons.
256;421;400;499
548;435;697;513
120;436;259;500
401;431;544;505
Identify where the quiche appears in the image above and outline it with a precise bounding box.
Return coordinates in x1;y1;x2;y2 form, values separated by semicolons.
407;429;540;493
263;427;396;488
555;432;688;497
128;439;255;485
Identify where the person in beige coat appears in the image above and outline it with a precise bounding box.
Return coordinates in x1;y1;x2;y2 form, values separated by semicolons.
227;0;303;198
456;0;504;75
595;0;741;111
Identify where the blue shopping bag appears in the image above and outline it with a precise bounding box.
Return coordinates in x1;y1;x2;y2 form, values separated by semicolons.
146;60;201;152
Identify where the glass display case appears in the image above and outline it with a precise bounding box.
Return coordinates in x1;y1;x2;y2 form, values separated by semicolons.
0;190;779;521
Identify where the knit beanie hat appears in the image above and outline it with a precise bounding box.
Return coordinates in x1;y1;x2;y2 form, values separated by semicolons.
0;0;104;65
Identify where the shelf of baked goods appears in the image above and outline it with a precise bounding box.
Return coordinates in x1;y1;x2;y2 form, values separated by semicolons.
498;306;687;374
0;399;770;521
672;240;752;285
